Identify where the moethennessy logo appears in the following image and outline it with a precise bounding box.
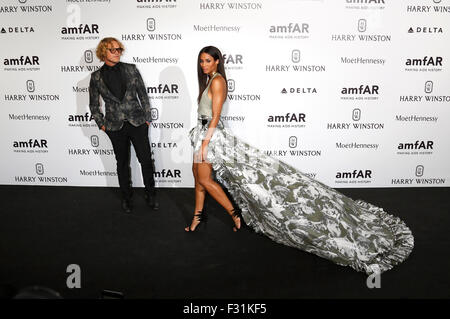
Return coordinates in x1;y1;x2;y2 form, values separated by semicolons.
336;141;379;151
396;140;434;156
264;136;321;158
406;2;450;13
14;163;68;184
395;114;438;123
227;79;261;102
149;108;184;129
12;138;48;153
345;0;386;10
0;2;53;14
269;23;310;40
132;55;178;64
340;56;386;66
327;109;385;130
266;49;326;73
199;1;262;10
266;113;306;129
331;19;391;42
335;169;373;185
404;56;443;72
341;84;379;100
121;18;182;41
3;55;40;72
9;113;51;122
391;165;446;185
80;169;117;178
194;24;241;33
4;80;60;102
399;81;450;103
137;0;178;9
61;24;100;41
1;26;35;34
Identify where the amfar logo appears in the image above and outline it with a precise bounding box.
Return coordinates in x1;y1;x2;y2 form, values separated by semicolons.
0;26;35;34
336;170;372;179
36;163;44;175
269;23;310;40
408;26;443;34
137;0;178;9
13;139;48;148
345;0;386;10
398;141;434;150
147;84;179;94
91;135;99;148
154;169;181;178
61;24;99;35
405;56;443;66
68;113;94;122
3;56;39;66
26;80;35;92
84;50;93;63
341;85;379;95
268;113;306;122
223;54;243;70
269;23;309;34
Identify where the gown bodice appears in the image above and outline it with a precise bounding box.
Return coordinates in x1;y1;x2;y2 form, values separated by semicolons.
197;72;220;118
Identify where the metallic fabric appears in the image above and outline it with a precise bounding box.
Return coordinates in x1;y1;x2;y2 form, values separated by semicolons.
189;116;414;275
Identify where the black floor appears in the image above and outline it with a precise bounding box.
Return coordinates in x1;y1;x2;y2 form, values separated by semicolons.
0;185;449;299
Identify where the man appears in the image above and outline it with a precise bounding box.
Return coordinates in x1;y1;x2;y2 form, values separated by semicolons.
89;37;159;213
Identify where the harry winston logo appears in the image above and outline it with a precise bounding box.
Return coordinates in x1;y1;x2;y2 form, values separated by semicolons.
227;79;235;92
19;0;27;3
35;163;44;175
289;136;297;148
352;108;361;121
26;80;35;93
151;108;159;120
425;81;433;93
147;18;156;32
84;50;93;63
416;165;424;177
90;135;99;147
292;50;300;63
358;19;367;32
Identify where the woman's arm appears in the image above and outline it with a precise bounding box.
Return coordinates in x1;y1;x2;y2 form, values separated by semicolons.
204;76;226;142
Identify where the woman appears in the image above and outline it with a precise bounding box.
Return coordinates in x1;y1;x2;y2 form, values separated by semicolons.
187;46;414;275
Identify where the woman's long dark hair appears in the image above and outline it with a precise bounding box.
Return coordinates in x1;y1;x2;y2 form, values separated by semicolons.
197;46;228;104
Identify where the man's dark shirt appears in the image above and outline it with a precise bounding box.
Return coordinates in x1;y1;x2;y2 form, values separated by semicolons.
100;62;127;101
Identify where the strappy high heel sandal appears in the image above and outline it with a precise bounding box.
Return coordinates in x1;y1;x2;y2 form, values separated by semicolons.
185;210;207;232
230;207;242;232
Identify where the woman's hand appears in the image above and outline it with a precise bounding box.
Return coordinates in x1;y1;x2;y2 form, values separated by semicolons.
101;125;106;131
201;140;209;162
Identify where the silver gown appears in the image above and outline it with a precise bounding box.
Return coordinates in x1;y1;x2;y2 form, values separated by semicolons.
189;75;414;275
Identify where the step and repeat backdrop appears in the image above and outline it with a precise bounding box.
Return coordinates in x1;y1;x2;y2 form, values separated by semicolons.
1;0;449;188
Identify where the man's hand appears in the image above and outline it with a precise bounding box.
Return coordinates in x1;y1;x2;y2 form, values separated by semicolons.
146;121;150;126
101;125;106;131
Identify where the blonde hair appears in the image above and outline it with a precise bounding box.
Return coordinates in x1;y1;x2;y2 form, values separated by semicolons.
95;37;125;61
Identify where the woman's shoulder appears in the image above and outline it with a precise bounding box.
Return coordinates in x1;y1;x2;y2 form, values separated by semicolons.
210;73;226;88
